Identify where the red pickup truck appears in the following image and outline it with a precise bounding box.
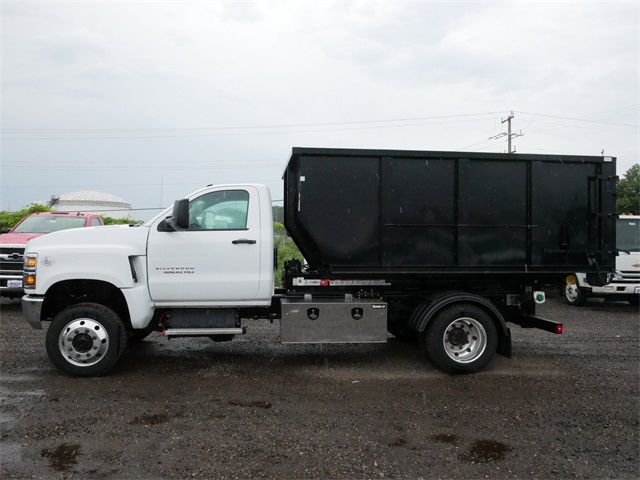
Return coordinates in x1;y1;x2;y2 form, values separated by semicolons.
0;212;103;298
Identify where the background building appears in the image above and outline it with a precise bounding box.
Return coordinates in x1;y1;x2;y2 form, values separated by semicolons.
51;191;131;219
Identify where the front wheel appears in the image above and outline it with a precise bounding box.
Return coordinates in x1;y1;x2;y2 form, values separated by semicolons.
422;304;498;374
45;303;128;377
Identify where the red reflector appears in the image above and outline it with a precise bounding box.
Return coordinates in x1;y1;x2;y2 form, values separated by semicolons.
555;324;563;334
319;279;330;287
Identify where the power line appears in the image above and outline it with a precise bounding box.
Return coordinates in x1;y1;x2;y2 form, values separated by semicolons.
520;119;636;135
1;116;501;141
515;111;639;128
0;112;504;134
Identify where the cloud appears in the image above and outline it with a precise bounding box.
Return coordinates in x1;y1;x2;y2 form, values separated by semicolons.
0;0;637;213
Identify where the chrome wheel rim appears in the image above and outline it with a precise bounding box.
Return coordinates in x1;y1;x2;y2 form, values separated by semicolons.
565;284;579;302
58;318;109;367
442;317;487;364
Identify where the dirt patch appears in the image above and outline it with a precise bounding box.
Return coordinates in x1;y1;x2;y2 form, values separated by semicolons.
129;413;170;425
461;439;510;463
41;443;81;472
431;433;458;445
387;437;407;447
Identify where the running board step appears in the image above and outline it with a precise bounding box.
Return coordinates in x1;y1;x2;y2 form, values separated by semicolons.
163;327;245;337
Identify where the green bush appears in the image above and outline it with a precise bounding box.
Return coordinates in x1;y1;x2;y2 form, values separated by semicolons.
274;222;304;287
102;215;141;225
0;204;51;230
617;164;639;214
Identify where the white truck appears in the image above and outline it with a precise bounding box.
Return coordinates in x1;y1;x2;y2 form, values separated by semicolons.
21;148;617;377
563;215;640;306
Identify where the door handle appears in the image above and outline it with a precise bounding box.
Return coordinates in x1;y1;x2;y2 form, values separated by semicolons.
232;239;257;245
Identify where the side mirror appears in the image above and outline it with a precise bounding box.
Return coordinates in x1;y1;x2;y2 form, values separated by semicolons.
157;217;175;232
171;199;189;230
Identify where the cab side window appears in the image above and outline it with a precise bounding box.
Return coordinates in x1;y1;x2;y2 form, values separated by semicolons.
188;190;249;231
91;218;102;226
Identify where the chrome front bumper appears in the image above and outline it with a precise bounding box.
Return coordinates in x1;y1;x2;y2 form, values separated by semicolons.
21;295;44;330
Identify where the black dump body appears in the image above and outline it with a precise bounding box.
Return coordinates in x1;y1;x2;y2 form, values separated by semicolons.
284;147;616;282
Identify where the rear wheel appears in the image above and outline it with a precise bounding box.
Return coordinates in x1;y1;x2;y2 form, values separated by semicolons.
564;280;586;306
423;304;497;374
45;303;128;377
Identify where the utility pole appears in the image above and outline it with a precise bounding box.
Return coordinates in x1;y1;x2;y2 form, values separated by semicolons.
489;111;524;153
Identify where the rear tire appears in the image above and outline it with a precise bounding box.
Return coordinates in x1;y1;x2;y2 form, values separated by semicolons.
45;303;128;377
422;303;498;374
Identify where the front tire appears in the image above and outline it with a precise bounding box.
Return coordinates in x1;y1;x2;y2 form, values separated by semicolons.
45;303;128;377
422;304;498;374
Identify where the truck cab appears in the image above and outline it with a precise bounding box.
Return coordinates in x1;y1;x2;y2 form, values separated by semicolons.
21;184;273;376
564;215;640;305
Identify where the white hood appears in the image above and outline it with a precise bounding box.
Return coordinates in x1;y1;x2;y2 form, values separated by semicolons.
27;224;149;256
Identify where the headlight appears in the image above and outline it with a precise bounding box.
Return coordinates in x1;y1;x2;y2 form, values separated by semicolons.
23;253;37;289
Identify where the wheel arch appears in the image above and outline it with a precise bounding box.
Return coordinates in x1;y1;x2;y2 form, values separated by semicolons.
41;279;132;329
409;292;511;358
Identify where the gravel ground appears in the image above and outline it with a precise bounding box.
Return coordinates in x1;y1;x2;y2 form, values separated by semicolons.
0;294;638;479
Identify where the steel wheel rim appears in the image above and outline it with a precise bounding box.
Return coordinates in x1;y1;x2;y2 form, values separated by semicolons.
58;318;109;367
442;317;487;364
565;284;579;302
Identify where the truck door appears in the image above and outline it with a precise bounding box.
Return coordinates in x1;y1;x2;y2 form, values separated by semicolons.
147;186;261;303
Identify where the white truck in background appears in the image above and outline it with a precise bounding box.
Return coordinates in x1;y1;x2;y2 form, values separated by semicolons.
564;215;640;306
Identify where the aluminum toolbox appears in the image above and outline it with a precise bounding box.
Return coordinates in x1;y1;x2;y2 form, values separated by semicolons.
280;297;388;343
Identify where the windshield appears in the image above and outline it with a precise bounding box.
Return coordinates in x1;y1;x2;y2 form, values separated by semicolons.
617;218;640;252
13;216;86;233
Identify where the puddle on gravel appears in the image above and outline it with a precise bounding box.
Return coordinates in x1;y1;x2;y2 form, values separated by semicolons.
461;439;510;463
228;400;272;409
41;444;81;472
129;413;169;425
431;433;458;445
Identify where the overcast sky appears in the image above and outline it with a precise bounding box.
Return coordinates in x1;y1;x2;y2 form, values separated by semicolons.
1;0;638;217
